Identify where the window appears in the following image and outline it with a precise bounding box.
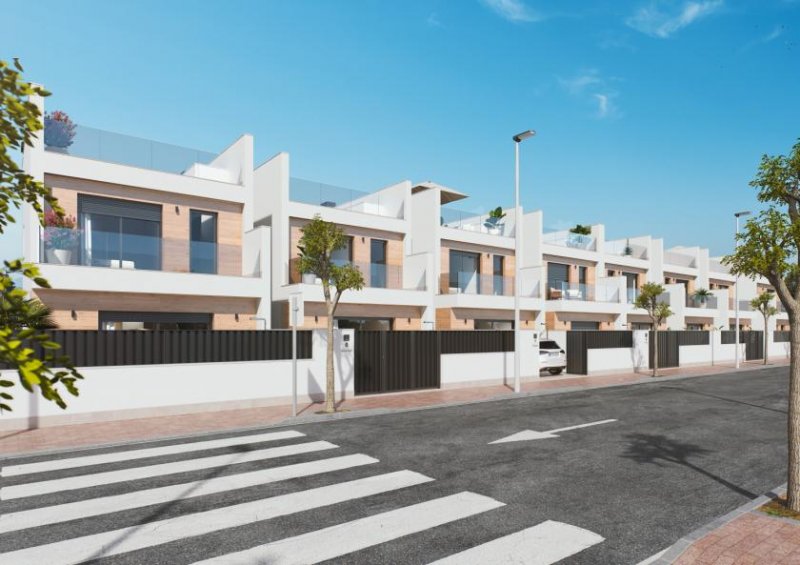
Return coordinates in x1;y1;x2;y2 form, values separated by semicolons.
99;311;211;330
79;195;161;270
578;266;587;285
547;262;569;299
493;255;505;295
336;318;392;330
449;250;480;293
475;319;513;330
331;237;353;266
631;322;652;330
571;321;600;331
370;239;387;288
190;210;218;274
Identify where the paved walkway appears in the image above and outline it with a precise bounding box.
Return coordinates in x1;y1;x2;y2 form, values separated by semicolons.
673;510;800;564
0;359;786;457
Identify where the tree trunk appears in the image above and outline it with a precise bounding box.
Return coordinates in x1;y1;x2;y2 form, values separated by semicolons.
764;313;769;365
324;308;336;413
788;320;800;511
652;328;659;377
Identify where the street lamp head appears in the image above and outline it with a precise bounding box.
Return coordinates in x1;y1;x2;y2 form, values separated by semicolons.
513;130;536;143
734;210;751;218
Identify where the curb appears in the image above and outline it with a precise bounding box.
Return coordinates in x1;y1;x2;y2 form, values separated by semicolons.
0;362;785;462
653;483;786;564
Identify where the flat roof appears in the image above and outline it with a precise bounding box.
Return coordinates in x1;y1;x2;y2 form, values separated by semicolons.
412;181;467;204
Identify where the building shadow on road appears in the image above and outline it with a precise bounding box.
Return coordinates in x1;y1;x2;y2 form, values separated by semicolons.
621;433;757;500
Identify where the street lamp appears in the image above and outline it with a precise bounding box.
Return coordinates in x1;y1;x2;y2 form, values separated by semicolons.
513;129;535;394
734;210;751;369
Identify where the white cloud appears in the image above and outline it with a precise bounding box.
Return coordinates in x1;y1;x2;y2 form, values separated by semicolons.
740;25;785;51
559;70;620;119
558;69;603;95
626;0;724;38
426;12;443;28
480;0;542;23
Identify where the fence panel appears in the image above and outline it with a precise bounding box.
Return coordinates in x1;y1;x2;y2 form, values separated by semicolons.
439;331;514;354
19;330;313;368
565;331;634;375
775;331;791;343
355;331;440;395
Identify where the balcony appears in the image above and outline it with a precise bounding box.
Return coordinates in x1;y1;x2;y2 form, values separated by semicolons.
291;259;425;291
626;287;638;304
542;230;597;251
40;226;254;276
546;282;619;303
440;272;527;297
686;295;718;309
44;124;217;175
440;207;511;237
664;251;697;268
289;178;403;219
728;298;752;311
605;240;648;260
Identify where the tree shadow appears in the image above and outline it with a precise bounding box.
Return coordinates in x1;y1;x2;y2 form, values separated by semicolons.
621;433;757;500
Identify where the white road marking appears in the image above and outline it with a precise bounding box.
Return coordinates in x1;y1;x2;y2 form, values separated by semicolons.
427;520;605;564
490;419;618;444
1;430;305;477
0;453;378;533
193;491;505;565
1;440;338;500
0;470;433;565
635;548;668;565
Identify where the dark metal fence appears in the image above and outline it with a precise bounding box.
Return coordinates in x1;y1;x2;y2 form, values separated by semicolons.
354;331;441;395
30;330;313;368
775;331;790;343
720;330;764;360
566;331;634;375
439;331;514;354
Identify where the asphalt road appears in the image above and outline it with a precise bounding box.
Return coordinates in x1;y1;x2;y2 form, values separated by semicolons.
0;366;790;564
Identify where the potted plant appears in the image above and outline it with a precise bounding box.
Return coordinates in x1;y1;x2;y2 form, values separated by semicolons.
623;238;633;256
42;210;79;264
693;288;713;308
484;207;506;235
567;224;592;248
569;224;592;235
44;110;76;151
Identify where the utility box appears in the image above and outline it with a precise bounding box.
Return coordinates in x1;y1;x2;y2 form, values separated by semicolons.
339;329;354;353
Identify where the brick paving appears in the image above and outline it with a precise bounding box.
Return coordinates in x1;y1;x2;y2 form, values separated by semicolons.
0;359;783;457
673;511;800;565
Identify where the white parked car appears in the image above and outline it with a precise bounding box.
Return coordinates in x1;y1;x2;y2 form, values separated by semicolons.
539;339;566;375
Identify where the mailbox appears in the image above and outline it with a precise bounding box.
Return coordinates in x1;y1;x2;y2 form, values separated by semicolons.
340;331;354;353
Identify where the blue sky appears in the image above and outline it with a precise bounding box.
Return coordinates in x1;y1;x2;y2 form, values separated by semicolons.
2;0;799;258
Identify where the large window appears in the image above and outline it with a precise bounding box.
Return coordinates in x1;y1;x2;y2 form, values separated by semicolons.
79;195;162;270
336;317;392;331
370;239;387;288
100;311;212;330
190;210;218;274
331;236;353;266
547;262;569;298
449;250;480;293
493;255;505;295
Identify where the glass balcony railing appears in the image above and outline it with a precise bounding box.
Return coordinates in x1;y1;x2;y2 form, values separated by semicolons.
626;287;638;304
664;251;697;268
39;227;255;276
291;259;424;290
542;230;597;251
43;124;217;175
605;240;648;259
728;298;752;311
440;208;511;237
289;178;402;218
546;282;620;302
440;272;525;296
686;295;718;309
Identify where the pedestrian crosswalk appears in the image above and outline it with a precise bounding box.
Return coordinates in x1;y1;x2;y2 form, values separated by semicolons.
0;427;605;564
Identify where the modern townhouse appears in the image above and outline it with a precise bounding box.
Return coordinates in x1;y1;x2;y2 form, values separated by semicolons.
253;152;431;330
20;94;271;330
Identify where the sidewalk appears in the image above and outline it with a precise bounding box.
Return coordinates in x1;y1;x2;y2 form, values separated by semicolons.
0;359;786;458
654;485;800;565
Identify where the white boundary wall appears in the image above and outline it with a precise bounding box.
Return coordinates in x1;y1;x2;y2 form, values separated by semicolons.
441;330;540;387
0;329;355;431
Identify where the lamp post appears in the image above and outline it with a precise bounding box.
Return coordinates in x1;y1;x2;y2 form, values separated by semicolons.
513;129;535;393
734;210;751;369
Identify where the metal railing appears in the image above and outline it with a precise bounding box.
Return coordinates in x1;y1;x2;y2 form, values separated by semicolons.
44;124;217;175
542;230;597;251
40;227;254;276
289;178;402;218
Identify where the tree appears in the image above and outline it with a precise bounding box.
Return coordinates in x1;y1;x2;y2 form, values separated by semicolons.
723;139;800;511
0;59;82;412
634;282;673;377
297;216;364;413
751;291;777;366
